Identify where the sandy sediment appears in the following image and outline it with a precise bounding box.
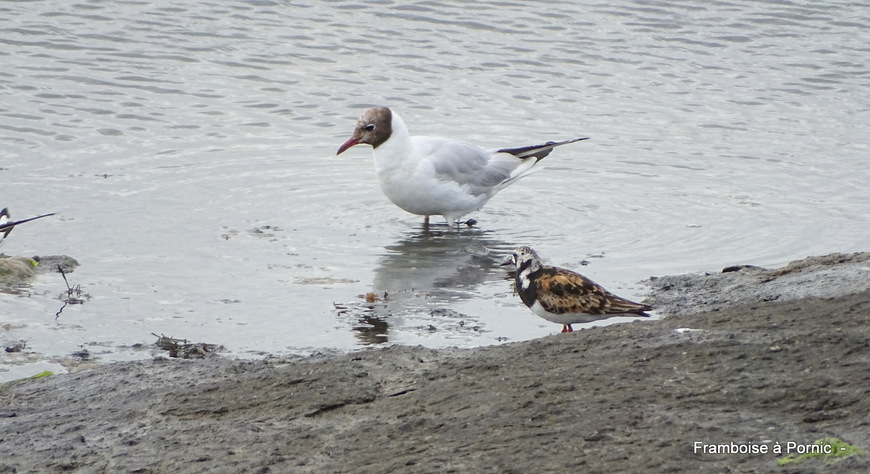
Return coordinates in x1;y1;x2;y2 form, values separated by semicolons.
1;252;869;473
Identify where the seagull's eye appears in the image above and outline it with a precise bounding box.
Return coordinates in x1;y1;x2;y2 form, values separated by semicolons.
364;124;375;131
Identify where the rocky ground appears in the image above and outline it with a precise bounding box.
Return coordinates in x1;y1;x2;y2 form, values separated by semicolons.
1;252;869;473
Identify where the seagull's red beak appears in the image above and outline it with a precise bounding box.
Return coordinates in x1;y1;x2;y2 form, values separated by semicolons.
337;137;361;155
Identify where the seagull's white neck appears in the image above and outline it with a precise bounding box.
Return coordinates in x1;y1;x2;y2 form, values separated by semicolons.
373;111;413;173
385;111;410;144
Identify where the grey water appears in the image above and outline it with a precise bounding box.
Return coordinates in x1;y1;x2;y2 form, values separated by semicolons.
2;0;868;380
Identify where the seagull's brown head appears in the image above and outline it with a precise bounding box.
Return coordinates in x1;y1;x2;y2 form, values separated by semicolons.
337;106;393;155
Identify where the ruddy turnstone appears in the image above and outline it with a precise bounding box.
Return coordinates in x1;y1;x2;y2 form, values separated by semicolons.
0;208;55;242
503;246;651;332
336;107;588;225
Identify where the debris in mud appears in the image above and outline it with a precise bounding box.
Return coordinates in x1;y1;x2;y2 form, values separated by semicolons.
0;253;82;302
4;341;26;353
221;225;286;241
430;308;483;332
220;227;239;240
362;291;388;303
249;225;283;239
0;256;36;288
152;333;222;359
335;293;392;345
34;255;79;274
71;348;91;361
55;264;90;319
335;291;389;316
0;255;79;289
295;276;357;285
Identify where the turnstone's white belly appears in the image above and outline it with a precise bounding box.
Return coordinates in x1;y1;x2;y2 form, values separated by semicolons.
504;246;651;333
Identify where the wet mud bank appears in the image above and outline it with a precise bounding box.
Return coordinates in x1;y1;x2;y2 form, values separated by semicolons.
1;252;869;473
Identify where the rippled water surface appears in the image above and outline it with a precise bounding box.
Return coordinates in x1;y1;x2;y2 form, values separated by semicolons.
2;0;868;379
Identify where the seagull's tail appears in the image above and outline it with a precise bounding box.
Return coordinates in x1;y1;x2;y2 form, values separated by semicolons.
497;137;589;161
493;137;589;188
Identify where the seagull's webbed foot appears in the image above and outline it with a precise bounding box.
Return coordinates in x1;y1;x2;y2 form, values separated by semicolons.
448;218;477;229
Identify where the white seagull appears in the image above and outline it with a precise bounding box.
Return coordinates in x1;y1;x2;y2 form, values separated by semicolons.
337;107;588;225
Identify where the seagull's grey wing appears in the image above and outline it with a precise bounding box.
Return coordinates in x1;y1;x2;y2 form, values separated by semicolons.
415;136;588;196
415;137;517;194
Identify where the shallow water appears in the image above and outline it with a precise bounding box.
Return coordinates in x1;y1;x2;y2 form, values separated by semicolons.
1;0;868;380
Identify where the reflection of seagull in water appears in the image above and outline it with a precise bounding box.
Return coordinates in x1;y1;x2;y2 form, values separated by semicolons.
336;106;588;226
347;225;515;345
0;208;56;243
372;226;511;301
350;313;389;346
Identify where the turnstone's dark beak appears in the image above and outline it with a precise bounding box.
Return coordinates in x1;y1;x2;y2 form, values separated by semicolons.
337;136;361;155
499;256;513;267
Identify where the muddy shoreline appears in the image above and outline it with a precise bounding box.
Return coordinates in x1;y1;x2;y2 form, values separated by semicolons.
1;252;869;473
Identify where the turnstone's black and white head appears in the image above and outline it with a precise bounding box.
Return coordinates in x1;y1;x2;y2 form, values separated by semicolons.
503;246;651;333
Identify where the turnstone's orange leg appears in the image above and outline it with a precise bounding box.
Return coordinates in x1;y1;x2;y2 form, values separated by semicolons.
566;324;574;332
561;325;569;333
423;215;429;226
